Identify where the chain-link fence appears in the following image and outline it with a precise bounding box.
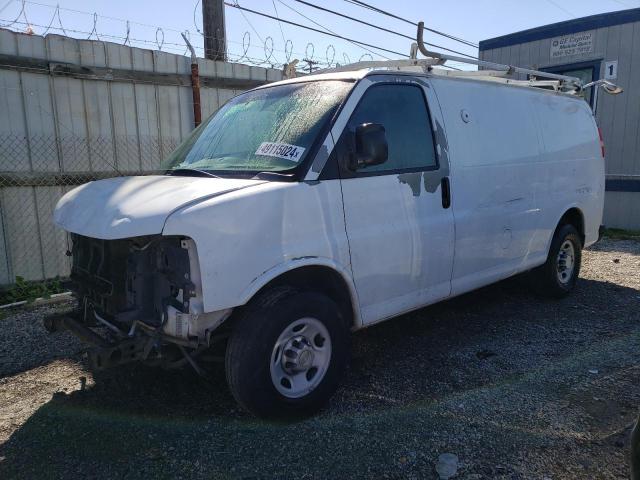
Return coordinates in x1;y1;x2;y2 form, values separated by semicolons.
0;130;180;304
0;27;282;304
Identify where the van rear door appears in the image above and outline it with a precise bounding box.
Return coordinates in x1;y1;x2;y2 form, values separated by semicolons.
336;78;455;325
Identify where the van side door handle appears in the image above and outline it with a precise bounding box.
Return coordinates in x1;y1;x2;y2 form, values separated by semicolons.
441;177;451;209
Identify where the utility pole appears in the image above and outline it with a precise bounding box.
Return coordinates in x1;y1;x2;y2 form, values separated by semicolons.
302;58;319;74
202;0;226;61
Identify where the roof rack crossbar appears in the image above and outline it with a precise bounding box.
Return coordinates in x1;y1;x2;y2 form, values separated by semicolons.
415;22;581;89
317;58;444;74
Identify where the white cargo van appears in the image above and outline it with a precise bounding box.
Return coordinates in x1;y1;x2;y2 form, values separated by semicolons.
50;58;611;417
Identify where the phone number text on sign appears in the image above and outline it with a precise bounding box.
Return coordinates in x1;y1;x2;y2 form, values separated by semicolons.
255;142;306;162
550;31;593;59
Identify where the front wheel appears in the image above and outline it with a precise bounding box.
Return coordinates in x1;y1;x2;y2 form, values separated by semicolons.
225;288;350;418
531;223;582;297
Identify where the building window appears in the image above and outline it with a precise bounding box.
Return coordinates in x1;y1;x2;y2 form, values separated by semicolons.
540;61;600;106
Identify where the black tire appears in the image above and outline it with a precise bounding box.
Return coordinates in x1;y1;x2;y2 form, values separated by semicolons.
531;223;582;298
225;287;350;418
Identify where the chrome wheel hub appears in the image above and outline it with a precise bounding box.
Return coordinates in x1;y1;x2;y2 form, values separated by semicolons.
270;317;331;399
556;240;576;284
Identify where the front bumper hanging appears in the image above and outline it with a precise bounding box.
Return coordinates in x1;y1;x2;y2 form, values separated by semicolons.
43;308;203;371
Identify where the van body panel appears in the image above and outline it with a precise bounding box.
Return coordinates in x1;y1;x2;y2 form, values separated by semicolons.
428;76;603;296
431;77;547;295
530;92;604;248
162;180;354;315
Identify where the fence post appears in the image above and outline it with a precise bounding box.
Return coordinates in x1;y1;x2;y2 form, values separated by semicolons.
182;33;202;128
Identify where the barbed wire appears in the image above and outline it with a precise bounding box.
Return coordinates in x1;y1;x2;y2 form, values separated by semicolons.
0;17;318;71
263;36;275;65
1;18;338;74
41;2;65;36
0;0;28;28
284;39;293;63
325;45;335;66
0;0;397;71
0;0;477;73
155;27;164;51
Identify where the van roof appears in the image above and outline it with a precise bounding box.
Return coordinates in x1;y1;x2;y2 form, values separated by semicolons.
256;70;370;88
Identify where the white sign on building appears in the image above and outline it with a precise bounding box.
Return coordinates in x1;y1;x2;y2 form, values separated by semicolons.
605;60;618;80
550;31;594;58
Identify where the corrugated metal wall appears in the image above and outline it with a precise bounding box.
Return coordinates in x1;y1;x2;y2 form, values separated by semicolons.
480;19;640;229
0;28;283;285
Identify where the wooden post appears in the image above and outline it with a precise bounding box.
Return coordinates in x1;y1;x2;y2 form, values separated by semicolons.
202;0;227;61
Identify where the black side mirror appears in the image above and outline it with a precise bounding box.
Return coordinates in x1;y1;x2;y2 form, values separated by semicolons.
349;123;388;170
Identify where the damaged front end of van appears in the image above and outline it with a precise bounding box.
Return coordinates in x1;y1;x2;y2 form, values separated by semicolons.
44;79;354;374
44;233;230;371
43;175;258;372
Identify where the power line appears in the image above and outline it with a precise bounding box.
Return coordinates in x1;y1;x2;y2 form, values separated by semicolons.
543;0;576;18
224;2;409;58
271;0;288;49
237;4;265;44
608;0;636;7
295;0;410;39
291;0;478;59
276;0;391;61
342;0;478;48
0;0;14;14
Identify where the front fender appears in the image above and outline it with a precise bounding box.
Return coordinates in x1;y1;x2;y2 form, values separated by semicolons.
239;257;363;329
162;180;356;323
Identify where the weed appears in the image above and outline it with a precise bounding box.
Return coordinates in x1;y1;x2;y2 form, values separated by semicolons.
603;228;640;241
0;276;65;305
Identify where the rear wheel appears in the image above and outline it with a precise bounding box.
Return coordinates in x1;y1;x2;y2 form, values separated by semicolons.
225;288;350;418
531;223;582;297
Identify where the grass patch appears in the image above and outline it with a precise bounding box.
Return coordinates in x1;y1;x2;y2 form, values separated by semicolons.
0;276;65;306
603;228;640;241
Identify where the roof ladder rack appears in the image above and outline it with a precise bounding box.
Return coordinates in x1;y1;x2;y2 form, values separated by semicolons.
313;21;623;98
315;22;584;94
414;22;582;93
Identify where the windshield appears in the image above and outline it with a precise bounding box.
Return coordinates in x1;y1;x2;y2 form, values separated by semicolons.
163;80;353;174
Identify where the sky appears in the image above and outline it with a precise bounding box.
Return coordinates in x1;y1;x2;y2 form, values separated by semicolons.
0;0;637;70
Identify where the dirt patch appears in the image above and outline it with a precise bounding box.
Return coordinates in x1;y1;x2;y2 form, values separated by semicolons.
1;238;639;479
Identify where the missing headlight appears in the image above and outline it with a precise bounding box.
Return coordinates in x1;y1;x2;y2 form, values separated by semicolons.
70;234;195;330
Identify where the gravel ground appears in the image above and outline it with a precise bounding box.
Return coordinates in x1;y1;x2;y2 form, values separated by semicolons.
1;237;639;479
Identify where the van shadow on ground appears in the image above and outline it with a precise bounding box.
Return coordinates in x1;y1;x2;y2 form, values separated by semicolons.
1;275;639;479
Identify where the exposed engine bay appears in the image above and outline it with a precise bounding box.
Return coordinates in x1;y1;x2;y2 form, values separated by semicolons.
71;234;194;329
45;234;231;372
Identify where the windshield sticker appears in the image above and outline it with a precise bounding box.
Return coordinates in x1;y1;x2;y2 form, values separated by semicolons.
255;142;306;162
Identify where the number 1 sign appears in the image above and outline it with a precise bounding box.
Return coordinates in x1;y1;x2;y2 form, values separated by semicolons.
605;61;618;80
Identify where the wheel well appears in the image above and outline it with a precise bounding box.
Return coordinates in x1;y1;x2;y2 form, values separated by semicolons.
559;208;585;244
254;266;355;329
